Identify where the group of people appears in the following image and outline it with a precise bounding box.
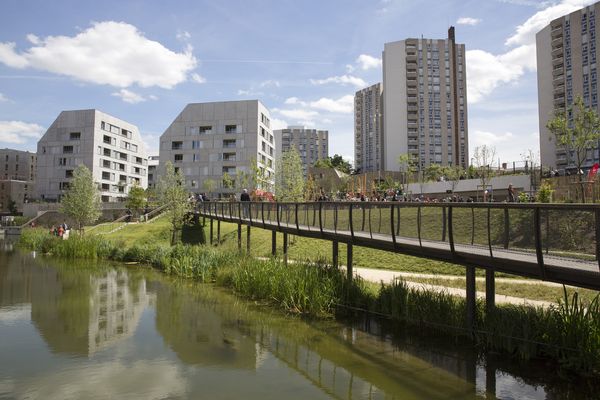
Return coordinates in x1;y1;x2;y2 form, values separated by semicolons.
49;222;69;238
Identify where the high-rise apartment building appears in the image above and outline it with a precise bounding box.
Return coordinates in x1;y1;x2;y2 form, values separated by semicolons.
383;27;468;171
354;83;384;173
36;110;148;202
159;100;275;197
274;126;328;177
537;2;600;170
0;148;36;212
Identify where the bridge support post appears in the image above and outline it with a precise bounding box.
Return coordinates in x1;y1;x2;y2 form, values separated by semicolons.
283;232;288;265
246;225;251;253
217;220;221;245
210;218;214;245
271;230;276;256
486;269;495;313
237;223;242;251
332;240;339;268
347;243;353;283
466;266;476;333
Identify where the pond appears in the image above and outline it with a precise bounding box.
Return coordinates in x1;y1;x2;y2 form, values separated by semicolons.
0;246;594;399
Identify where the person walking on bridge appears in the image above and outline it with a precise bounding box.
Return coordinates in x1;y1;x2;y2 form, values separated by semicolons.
240;188;251;218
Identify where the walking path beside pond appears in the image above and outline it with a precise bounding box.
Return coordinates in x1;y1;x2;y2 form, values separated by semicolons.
351;266;556;308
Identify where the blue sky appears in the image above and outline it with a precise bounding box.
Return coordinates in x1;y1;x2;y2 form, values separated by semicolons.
0;0;595;166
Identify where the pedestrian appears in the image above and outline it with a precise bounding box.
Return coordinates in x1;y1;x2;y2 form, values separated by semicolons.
507;183;517;202
240;188;251;218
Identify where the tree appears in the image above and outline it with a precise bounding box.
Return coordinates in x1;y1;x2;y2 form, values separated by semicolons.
60;165;101;233
443;165;464;195
397;153;418;192
126;183;146;218
547;95;600;202
304;173;318;201
203;178;216;199
472;145;497;201
222;172;235;191
7;200;18;214
424;164;444;182
313;154;352;174
274;146;305;201
158;161;192;245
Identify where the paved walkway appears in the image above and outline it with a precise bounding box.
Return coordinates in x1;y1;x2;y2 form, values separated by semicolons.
352;266;554;308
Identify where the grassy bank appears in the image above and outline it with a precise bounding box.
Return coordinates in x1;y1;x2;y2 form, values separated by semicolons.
18;227;600;376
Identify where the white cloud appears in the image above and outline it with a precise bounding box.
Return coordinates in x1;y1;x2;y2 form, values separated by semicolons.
356;54;382;70
0;93;7;102
457;17;481;26
471;130;515;149
284;97;307;106
0;21;197;89
0;120;45;144
111;89;154;104
309;95;354;114
345;64;355;73
310;74;367;88
259;79;280;88
506;0;596;46
466;46;535;103
191;73;206;84
272;108;319;120
237;89;251;96
271;117;288;130
176;30;191;41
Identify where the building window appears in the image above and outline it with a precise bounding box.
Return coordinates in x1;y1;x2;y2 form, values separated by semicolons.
174;154;183;162
199;126;212;134
63;146;73;154
225;125;237;133
223;139;236;148
65;170;73;178
70;132;80;140
172;141;183;150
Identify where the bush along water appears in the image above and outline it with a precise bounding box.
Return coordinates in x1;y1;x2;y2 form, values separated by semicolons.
17;228;600;376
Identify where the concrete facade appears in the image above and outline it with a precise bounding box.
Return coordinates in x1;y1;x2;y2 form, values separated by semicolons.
159;100;275;197
537;2;600;170
147;155;159;189
36;110;148;202
383;27;468;171
274;126;328;177
354;83;384;173
0;149;36;212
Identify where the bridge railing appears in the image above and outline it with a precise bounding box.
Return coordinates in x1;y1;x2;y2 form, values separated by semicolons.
200;201;600;276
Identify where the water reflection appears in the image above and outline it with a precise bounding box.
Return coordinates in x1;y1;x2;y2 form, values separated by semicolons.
0;248;597;399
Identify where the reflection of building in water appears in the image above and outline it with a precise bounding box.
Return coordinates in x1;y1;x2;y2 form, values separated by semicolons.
0;251;33;307
155;284;258;369
30;265;150;356
88;270;149;353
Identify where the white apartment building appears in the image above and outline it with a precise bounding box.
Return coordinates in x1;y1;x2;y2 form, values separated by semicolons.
537;2;600;170
383;27;468;171
159;100;275;197
36;110;148;202
273;126;328;177
0;148;36;212
354;83;384;173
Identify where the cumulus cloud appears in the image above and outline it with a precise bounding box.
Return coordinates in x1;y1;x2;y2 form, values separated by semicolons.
309;95;354;114
111;89;157;104
467;0;595;103
259;79;280;88
270;117;288;130
457;17;481;26
310;74;367;88
284;97;306;106
471;130;515;148
0;21;198;89
0;120;45;144
0;93;7;102
356;54;382;70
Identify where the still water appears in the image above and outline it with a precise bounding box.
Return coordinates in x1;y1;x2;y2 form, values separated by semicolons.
0;245;593;399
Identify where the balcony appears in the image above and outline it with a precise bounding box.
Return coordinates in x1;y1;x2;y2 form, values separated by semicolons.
552;67;564;77
551;37;563;47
